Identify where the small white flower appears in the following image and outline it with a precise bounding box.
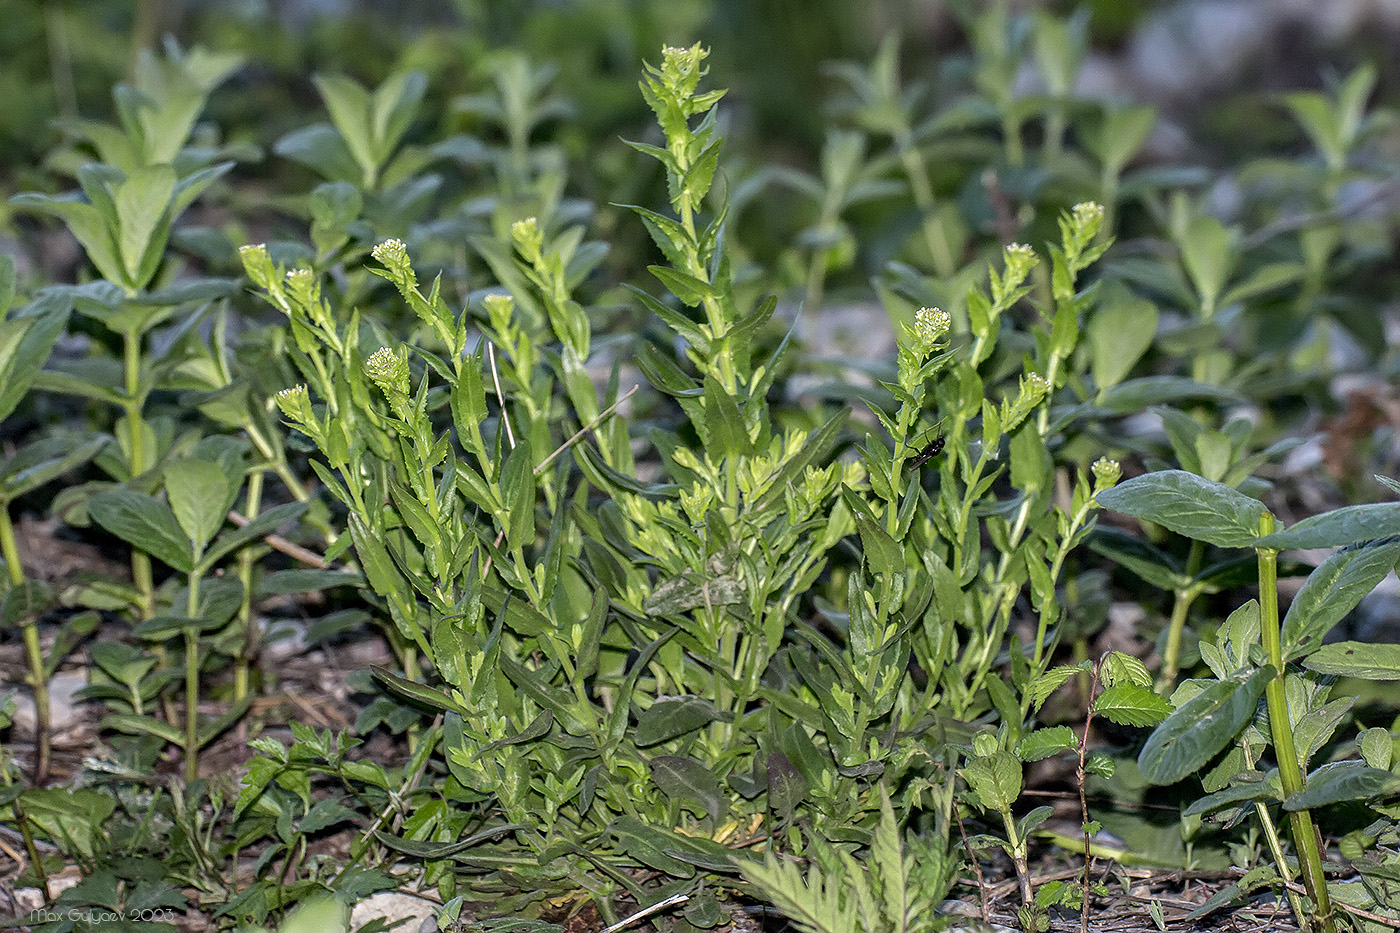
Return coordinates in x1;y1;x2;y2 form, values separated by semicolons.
372;238;408;266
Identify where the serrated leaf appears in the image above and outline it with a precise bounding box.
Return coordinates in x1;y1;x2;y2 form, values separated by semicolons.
1095;683;1172;727
1017;726;1078;761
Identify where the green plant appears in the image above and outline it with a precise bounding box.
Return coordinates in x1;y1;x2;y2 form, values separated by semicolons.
1099;470;1400;932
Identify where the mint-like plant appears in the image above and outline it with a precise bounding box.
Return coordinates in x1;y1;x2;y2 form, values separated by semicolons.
1099;470;1400;933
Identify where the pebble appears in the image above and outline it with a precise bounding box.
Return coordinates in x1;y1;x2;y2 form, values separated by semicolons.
348;890;437;932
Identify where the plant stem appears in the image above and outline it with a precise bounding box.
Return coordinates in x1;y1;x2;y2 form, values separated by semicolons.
184;571;202;783
1000;807;1033;907
0;505;50;783
1078;658;1104;933
1158;540;1205;692
1257;513;1334;933
234;470;264;704
1;768;48;899
123;330;155;621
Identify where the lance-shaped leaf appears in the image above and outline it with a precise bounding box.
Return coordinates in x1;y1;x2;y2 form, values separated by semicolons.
1303;642;1400;680
1254;504;1400;550
1139;666;1273;785
1096;470;1266;549
635;696;723;747
0;288;71;423
1283;760;1400;811
1282;537;1400;659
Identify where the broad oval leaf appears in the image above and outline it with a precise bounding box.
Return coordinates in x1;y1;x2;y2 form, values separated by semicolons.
1095;470;1266;549
1138;666;1273;785
165;458;230;554
88;488;194;573
651;755;725;821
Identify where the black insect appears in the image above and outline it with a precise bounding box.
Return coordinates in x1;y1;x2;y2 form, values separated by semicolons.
905;434;945;470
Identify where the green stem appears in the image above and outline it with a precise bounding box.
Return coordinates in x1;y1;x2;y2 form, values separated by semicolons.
1241;740;1309;924
2;772;48;898
123;331;155;620
234;471;264;703
1000;807;1032;907
1157;585;1201;693
0;506;50;782
1257;513;1334;933
183;571;202;783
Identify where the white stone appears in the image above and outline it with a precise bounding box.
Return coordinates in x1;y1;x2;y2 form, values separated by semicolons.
11;670;89;736
348;891;437;932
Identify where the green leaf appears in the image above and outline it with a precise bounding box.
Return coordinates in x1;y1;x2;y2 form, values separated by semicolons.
115;165;176;285
1138;666;1273;785
0;435;105;502
650;755;725;820
1282;537;1400;658
373;823;523;860
1089;287;1157;391
258;569;362;595
477;709;553;757
314;73;376;180
1095;683;1173;727
1284;760;1400;810
19;788;115;861
1183;770;1280;817
1219;262;1301;308
369;666;463;714
0;254;13;315
0;291;72;423
1254;504;1400;550
102;712;185;745
1303;642;1400;680
165;458;230;554
635;696;722;747
1094;376;1240;413
11;195;126;288
1179;215;1238;313
1096;470;1266;549
500;438;536;552
608;815;694;878
701;373;753;457
199;501;307;571
88;488;194;573
960;750;1022;812
649;265;714;307
1016;726;1078;762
